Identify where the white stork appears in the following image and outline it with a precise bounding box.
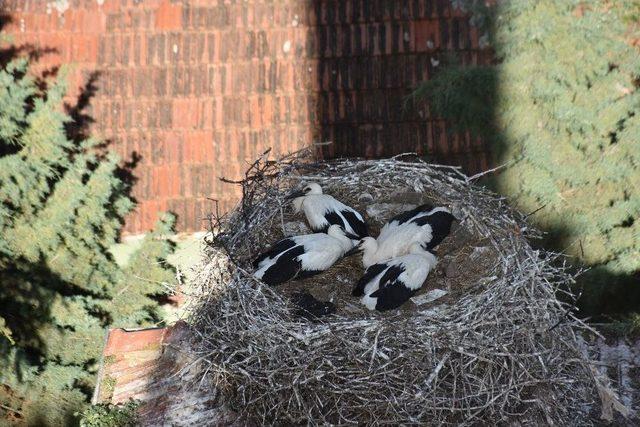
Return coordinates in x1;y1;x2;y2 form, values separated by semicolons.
352;242;437;311
285;182;368;240
253;224;357;286
356;204;455;267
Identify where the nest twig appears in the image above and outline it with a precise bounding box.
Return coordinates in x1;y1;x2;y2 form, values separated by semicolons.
188;150;605;425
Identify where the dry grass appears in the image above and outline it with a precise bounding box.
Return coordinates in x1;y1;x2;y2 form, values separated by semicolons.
186;149;606;425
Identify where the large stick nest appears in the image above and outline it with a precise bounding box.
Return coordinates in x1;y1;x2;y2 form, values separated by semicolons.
188;149;601;425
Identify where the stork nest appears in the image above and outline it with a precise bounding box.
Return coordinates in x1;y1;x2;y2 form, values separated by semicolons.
187;149;602;425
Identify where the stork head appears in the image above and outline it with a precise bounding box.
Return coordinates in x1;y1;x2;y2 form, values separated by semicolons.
355;237;380;267
304;182;323;195
344;236;376;257
285;182;323;200
358;237;378;253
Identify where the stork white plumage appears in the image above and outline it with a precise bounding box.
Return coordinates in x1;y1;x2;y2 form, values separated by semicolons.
352;242;437;311
253;224;356;286
286;182;368;240
357;204;455;267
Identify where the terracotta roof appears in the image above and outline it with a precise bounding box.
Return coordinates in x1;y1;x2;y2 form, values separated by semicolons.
2;0;492;234
93;321;244;426
93;326;168;404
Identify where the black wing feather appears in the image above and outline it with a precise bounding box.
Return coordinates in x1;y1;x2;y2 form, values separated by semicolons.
260;245;305;286
416;211;455;250
341;209;368;238
315;210;344;233
352;263;388;296
405;211;455;249
368;264;410;311
409;215;430;227
253;238;297;268
376;264;405;287
388;203;434;225
369;280;417;311
312;208;368;238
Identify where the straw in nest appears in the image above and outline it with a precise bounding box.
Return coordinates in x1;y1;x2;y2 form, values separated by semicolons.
186;149;616;425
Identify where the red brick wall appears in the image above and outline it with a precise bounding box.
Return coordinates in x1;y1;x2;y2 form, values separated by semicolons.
1;0;491;234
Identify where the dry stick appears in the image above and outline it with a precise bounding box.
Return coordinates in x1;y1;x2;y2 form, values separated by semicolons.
465;161;512;183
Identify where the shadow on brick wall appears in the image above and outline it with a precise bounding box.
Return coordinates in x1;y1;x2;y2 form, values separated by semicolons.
0;13;58;69
60;70;146;217
311;0;492;174
65;71;103;143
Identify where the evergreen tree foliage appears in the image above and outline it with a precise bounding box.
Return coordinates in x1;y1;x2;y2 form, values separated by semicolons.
78;400;139;427
412;0;640;315
0;56;176;425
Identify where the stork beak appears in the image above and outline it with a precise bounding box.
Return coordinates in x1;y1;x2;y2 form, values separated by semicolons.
285;190;306;200
345;231;360;240
344;239;364;257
